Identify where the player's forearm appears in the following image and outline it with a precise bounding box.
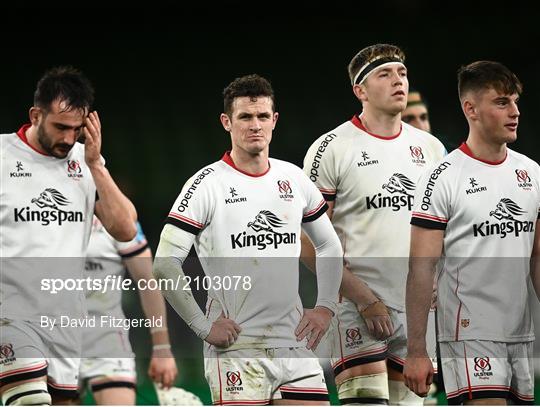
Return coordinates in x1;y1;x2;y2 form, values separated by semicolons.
406;257;436;356
300;231;317;273
530;221;540;300
136;279;170;346
153;226;212;339
340;267;379;306
302;215;343;314
153;256;211;340
92;164;137;241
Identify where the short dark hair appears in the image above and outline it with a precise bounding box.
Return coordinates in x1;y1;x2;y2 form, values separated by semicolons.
34;66;94;113
348;43;405;85
223;74;275;117
458;61;522;99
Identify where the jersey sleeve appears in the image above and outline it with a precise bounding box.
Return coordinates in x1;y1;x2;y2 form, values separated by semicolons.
116;221;149;258
411;161;452;230
303;133;339;201
165;167;215;235
296;168;329;223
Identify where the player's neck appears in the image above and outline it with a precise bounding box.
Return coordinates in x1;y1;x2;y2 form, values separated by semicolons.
24;125;47;155
359;110;401;138
465;134;507;163
230;148;270;176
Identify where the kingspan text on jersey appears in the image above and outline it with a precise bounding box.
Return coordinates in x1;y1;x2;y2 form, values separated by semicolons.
14;207;84;226
230;231;297;250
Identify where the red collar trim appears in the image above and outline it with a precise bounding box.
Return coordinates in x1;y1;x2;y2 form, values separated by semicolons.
350;114;401;140
458;142;507;165
221;151;271;177
16;124;49;156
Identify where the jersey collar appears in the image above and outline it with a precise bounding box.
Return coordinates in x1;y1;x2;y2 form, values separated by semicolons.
221;151;271;177
350;114;402;140
16;124;50;156
458;142;507;165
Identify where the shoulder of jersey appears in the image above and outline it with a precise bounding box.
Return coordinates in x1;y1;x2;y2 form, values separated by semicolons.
1;131;19;149
507;148;540;170
402;122;444;146
269;157;301;171
188;160;222;179
309;121;355;145
71;141;86;157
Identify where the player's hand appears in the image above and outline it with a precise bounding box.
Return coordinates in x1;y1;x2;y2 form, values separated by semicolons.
83;111;103;168
357;300;394;340
295;306;333;351
205;315;241;348
403;354;434;397
148;349;178;389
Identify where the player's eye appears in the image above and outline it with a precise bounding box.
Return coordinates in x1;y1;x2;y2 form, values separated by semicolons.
402;115;413;123
420;113;429;121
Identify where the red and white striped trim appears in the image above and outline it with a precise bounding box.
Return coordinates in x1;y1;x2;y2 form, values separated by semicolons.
89;376;136;385
388;353;438;374
412;212;448;223
48;381;78;390
0;361;47;378
168;212;203;228
447;384;510;397
214;400;270;405
304;199;326;218
318;187;336;194
332;345;388;368
510;388;535;401
279;386;328;394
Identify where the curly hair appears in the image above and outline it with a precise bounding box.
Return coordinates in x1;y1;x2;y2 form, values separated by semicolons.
223;74;275;117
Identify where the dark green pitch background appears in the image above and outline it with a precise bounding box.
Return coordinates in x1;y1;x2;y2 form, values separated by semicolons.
1;5;539;404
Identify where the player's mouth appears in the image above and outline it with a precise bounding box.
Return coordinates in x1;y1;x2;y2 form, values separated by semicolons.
392;90;406;97
505;122;518;131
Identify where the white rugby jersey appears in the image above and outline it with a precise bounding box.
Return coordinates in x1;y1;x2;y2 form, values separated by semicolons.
165;152;328;349
1;125;97;320
411;143;540;342
85;216;149;320
303;116;446;310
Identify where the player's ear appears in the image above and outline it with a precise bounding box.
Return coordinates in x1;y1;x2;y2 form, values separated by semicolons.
353;84;367;103
220;113;232;132
29;107;42;125
272;112;279;130
462;98;477;121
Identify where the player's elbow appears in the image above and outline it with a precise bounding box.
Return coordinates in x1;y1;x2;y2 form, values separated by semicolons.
152;257;168;281
110;221;138;242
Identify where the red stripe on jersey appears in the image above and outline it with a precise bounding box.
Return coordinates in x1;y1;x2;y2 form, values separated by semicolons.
221;151;271;177
332;345;388;368
351;115;402;140
16;124;49;156
318;187;336;194
215;400;270;405
168;212;203;228
279;386;328;394
48;381;78;390
458;142;507;165
0;361;48;378
90;376;136;385
412;212;448;223
447;385;511;397
304;199;326;217
455;266;462;341
510;388;535;400
463;343;473;400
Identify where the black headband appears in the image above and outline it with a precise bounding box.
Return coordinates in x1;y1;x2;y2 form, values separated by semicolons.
353;56;405;85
